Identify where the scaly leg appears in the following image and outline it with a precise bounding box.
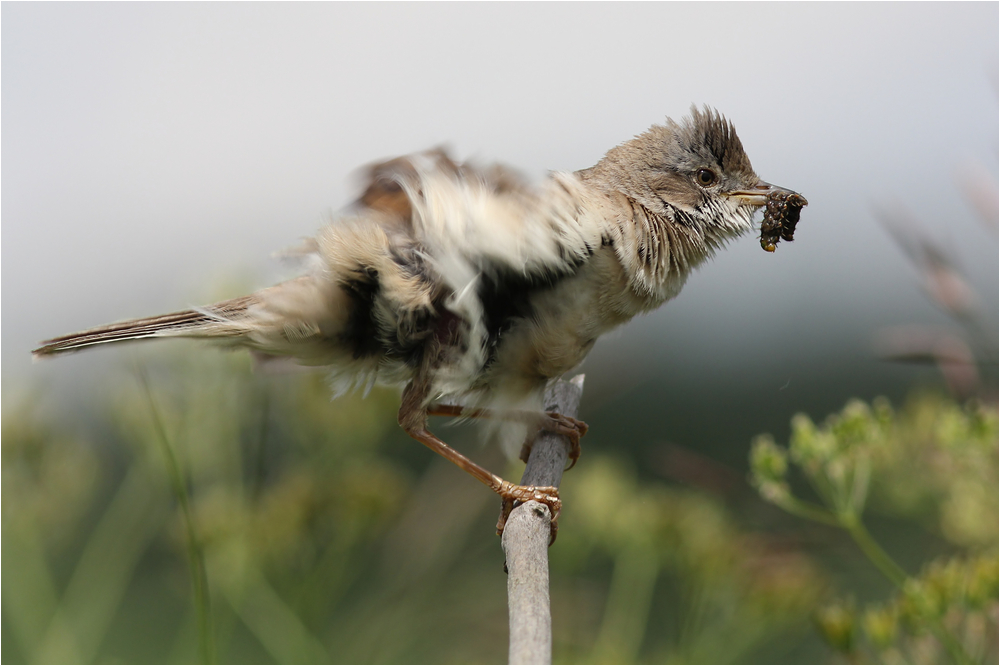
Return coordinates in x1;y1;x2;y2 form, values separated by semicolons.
400;384;562;537
426;403;588;468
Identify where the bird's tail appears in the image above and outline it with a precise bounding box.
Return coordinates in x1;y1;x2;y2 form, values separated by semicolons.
32;295;259;359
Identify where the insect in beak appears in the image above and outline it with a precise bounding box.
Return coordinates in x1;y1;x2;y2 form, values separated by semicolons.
727;182;808;252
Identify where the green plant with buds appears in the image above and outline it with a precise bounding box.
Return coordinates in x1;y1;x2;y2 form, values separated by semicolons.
751;394;998;663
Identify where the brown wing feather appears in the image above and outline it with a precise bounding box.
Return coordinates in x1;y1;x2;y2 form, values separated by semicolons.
33;295;258;358
357;148;459;225
356;148;528;225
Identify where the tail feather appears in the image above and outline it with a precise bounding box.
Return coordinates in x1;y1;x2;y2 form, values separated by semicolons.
32;295;258;358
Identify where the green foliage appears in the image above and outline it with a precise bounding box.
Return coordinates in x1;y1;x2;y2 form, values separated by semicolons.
751;394;999;664
10;347;995;664
4;349;828;664
555;459;824;663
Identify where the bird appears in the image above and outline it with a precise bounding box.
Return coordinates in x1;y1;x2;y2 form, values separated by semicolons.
33;106;806;536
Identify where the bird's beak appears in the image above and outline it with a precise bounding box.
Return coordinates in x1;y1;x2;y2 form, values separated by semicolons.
726;181;806;208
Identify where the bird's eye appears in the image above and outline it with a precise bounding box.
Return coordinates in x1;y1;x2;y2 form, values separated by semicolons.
696;168;717;187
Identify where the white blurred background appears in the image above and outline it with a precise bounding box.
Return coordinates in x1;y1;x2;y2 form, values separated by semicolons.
4;3;997;430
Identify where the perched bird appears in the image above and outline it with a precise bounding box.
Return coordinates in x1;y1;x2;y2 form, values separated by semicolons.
34;106;806;535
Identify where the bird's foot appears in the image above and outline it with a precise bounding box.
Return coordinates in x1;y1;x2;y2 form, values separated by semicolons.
519;412;589;470
495;481;561;545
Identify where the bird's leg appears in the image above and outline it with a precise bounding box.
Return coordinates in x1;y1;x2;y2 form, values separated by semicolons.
425;404;490;419
426;404;588;468
400;384;561;537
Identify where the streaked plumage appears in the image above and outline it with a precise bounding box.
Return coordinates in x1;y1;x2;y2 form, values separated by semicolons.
34;106;805;533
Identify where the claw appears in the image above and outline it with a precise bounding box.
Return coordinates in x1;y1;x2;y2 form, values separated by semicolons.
519;412;588;469
495;482;561;544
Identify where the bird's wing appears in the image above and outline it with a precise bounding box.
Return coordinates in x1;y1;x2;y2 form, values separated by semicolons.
322;149;613;399
353;149;609;285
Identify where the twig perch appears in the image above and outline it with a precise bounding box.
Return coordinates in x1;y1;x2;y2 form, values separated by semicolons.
502;374;585;666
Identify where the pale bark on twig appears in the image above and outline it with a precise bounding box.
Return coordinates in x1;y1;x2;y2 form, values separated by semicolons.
502;374;585;666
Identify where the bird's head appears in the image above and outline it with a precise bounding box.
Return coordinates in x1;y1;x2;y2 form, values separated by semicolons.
590;106;804;246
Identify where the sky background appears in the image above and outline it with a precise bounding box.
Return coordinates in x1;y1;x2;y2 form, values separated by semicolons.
4;3;997;417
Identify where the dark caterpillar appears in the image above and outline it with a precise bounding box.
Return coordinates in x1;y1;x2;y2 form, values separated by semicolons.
760;191;808;252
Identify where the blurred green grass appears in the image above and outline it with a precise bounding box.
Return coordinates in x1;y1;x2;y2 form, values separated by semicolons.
3;346;995;663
